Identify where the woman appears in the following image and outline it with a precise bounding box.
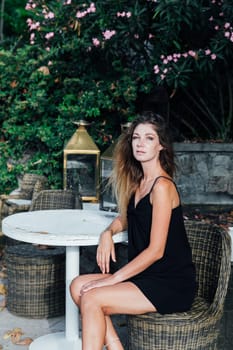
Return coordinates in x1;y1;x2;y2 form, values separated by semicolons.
70;111;196;350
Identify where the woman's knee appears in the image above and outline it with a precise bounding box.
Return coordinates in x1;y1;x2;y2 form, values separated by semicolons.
70;276;83;302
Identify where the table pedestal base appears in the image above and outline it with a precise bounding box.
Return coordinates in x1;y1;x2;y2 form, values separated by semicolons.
29;332;82;350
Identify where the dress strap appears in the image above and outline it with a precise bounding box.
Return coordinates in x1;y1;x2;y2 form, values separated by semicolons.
149;176;175;194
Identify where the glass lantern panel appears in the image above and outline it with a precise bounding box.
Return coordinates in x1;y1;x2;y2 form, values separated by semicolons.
67;154;97;197
100;158;117;211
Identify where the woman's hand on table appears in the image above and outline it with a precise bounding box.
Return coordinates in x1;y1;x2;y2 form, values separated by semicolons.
96;230;116;274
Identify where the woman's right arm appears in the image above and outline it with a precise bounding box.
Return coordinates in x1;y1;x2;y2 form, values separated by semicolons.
96;215;126;274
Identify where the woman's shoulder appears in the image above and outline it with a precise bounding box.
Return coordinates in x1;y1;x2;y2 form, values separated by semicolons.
150;176;180;207
152;175;175;190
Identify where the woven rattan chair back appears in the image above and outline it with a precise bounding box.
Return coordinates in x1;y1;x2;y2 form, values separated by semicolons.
184;221;225;307
29;189;82;211
127;221;231;350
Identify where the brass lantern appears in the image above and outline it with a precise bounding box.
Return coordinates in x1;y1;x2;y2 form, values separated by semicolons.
100;122;131;211
63;120;100;202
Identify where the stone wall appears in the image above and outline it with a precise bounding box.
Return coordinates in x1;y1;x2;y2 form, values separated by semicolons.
173;143;233;206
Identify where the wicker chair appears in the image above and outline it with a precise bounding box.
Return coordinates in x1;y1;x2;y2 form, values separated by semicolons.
29;189;83;211
0;173;48;219
5;189;83;318
127;221;231;350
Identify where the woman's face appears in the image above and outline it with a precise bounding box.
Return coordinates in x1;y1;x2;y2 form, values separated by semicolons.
131;123;163;163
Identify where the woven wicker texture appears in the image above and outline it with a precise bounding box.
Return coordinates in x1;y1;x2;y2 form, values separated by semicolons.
30;189;82;211
1;173;48;219
127;221;231;350
5;189;83;317
5;244;65;318
18;173;48;200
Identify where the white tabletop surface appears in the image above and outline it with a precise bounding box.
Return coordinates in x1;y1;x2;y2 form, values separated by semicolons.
2;209;127;246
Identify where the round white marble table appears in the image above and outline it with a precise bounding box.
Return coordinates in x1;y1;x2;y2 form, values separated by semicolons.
2;209;128;350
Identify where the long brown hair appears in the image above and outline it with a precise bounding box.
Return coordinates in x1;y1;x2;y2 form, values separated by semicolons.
110;111;176;220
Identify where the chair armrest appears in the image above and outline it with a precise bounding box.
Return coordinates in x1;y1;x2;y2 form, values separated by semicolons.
0;193;21;200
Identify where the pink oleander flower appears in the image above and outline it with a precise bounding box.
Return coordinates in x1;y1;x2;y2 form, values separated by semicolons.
224;22;231;29
103;30;116;40
163;59;168;64
26;18;33;25
45;32;54;40
89;3;96;12
30;32;35;44
225;32;231;38
160;74;166;80
117;11;131;18
188;50;196;57
153;65;160;74
26;1;36;10
205;49;211;55
76;10;87;18
44;11;55;19
25;3;32;10
92;38;100;47
211;54;217;60
27;20;40;31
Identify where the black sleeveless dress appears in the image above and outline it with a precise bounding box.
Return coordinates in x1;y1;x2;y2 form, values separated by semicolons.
127;176;196;314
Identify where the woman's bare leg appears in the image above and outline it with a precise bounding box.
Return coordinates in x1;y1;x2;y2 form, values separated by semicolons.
70;274;123;349
70;275;156;350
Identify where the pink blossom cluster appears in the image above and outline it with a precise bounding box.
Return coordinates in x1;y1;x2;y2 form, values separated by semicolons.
26;18;40;32
42;9;55;20
76;3;96;19
92;38;100;47
26;18;40;44
25;0;36;10
102;30;116;40
92;29;116;48
213;21;233;42
64;0;72;5
45;32;55;40
208;3;233;43
117;11;131;18
223;22;233;42
154;48;217;81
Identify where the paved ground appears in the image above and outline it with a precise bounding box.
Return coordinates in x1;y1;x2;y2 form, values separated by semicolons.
0;305;127;350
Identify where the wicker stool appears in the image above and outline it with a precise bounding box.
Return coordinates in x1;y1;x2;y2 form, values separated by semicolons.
5;244;65;318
